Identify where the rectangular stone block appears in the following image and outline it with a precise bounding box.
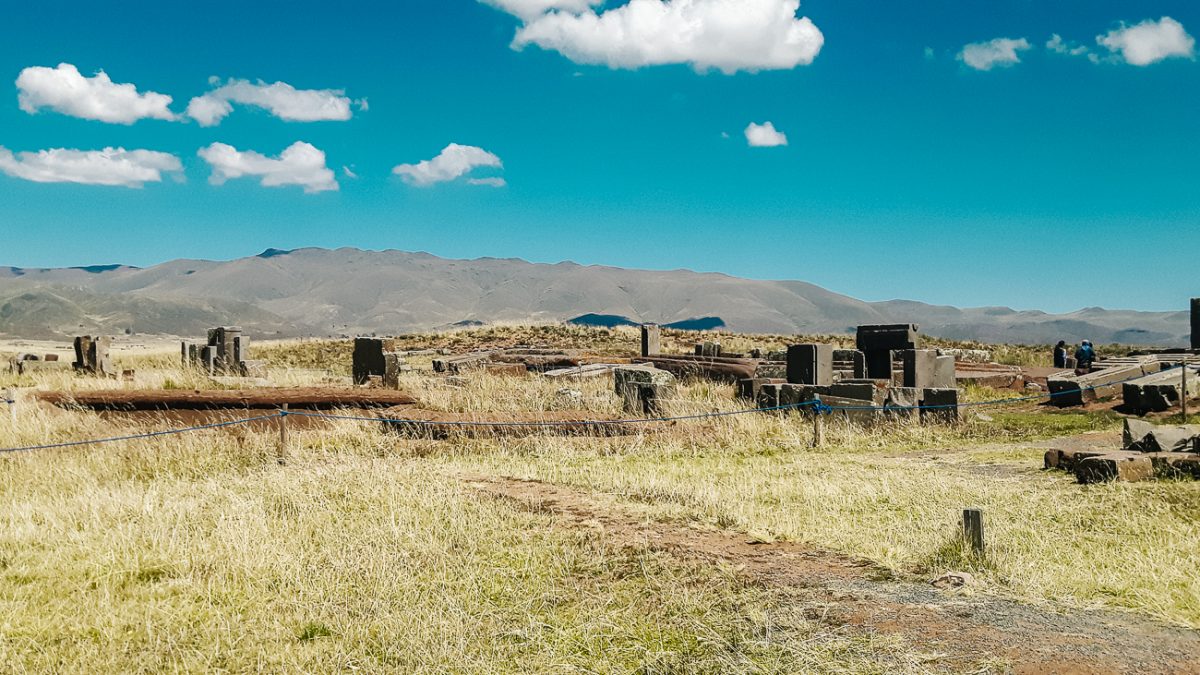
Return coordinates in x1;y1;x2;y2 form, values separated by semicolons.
754;362;787;379
1075;453;1154;484
817;394;881;426
640;324;660;357
756;383;781;410
737;377;783;401
934;356;956;389
353;337;396;384
920;388;961;423
779;383;824;411
829;381;885;406
1193;298;1200;351
787;343;833;386
901;350;938;389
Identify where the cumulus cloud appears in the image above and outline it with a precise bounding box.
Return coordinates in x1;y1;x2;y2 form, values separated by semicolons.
16;63;177;124
197;141;338;193
481;0;602;21
392;144;504;187
958;37;1032;71
1046;34;1090;57
0;146;181;187
744;121;787;147
1097;17;1195;66
510;0;824;74
187;78;355;126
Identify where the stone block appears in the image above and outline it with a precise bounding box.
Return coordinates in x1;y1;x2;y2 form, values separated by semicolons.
484;363;528;377
901;350;938;389
829;381;885;406
640;324;660;357
817;394;881;426
756;383;781;410
778;383;824;411
1075;453;1155;484
857;324;920;379
1049;361;1160;407
754;362;787;379
383;353;404;388
787;343;833;386
1123;419;1200;453
1193;298;1200;351
200;346;216;374
737;377;783;401
934;356;956;389
920;388;961;423
353;337;396;384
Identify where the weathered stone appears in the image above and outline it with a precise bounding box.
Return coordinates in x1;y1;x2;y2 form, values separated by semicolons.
484;363;528;377
920;388;961;423
1152;453;1200;479
829;381;885;406
382;353;404;388
1075;453;1155;484
738;377;784;401
756;383;781;410
934;356;956;389
354;337;397;384
200;346;216;374
640;323;660;357
43;354;58;362
818;394;881;426
901;350;938;389
615;366;677;415
1122;366;1199;413
779;383;824;411
1049;360;1162;407
754;362;787;379
1192;298;1200;351
856;324;920;379
1123;418;1200;453
787;343;833;386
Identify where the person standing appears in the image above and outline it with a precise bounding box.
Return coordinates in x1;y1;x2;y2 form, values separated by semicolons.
1053;341;1068;369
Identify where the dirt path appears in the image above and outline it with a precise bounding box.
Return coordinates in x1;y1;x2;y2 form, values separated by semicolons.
464;474;1200;675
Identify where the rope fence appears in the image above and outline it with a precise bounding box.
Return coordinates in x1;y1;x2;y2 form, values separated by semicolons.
0;363;1190;455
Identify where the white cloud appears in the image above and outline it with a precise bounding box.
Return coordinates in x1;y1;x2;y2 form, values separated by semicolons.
342;165;359;179
481;0;602;21
924;46;935;60
187;78;355;126
467;177;508;187
958;37;1032;71
1046;33;1089;57
511;0;824;74
392;144;504;187
0;146;181;187
1097;17;1195;66
15;63;177;124
197;141;338;193
744;121;787;147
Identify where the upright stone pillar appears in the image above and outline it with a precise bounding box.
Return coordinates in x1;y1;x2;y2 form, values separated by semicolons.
353;337;395;385
787;344;833;386
640;323;661;357
901;350;938;389
1191;298;1200;350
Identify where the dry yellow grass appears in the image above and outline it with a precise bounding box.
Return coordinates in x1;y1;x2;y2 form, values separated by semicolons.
1;326;1197;673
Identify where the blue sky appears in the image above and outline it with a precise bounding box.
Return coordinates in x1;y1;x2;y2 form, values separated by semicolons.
0;0;1197;313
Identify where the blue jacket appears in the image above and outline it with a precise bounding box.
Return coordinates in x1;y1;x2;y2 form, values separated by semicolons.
1075;345;1096;364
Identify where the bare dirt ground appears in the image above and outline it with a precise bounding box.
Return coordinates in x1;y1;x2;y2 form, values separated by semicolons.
465;473;1200;674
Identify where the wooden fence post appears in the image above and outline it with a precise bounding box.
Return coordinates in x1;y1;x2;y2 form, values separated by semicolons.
812;410;825;448
963;508;984;556
277;404;289;465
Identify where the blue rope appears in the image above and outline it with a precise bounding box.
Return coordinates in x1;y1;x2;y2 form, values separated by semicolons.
0;414;280;454
0;362;1188;452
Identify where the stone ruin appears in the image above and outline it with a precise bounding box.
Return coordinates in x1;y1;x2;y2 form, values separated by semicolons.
1049;299;1200;411
73;335;113;376
182;327;266;377
1045;419;1199;483
353;337;410;388
740;324;961;425
613;365;677;416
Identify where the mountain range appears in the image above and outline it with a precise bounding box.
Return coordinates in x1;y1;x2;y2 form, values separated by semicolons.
0;247;1189;346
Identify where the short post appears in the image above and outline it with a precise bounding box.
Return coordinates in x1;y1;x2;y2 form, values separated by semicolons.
812;410;825;448
277;403;289;465
1182;363;1189;421
962;508;985;557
